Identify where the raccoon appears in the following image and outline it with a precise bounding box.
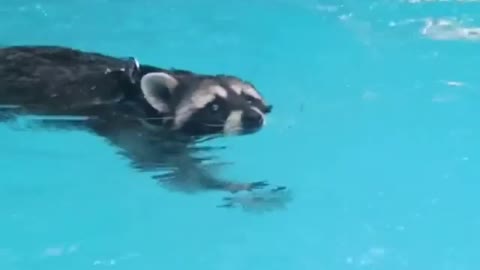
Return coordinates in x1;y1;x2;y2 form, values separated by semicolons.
0;45;276;194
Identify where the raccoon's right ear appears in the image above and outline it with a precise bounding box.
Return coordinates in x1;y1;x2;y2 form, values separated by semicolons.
140;72;179;113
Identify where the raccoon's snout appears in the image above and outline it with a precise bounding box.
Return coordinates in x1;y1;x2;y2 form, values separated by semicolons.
264;105;273;114
242;109;264;130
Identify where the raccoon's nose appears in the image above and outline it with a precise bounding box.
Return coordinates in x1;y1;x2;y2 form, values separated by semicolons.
242;110;264;128
264;105;272;113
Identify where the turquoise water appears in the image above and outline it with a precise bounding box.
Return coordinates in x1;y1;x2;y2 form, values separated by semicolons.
1;0;480;269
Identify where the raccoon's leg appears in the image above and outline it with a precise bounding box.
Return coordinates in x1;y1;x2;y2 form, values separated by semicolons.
84;118;270;194
152;153;270;194
126;138;271;194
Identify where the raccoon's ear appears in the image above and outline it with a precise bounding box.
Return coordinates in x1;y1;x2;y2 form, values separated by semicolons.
140;72;179;113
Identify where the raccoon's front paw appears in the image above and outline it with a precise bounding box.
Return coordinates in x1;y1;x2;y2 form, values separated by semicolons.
247;181;270;191
226;180;269;193
217;185;292;212
246;181;288;192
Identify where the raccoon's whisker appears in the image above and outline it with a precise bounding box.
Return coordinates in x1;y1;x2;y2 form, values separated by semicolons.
202;122;243;133
225;127;244;133
142;116;174;120
203;122;244;135
194;134;222;143
141;108;201;122
203;123;226;127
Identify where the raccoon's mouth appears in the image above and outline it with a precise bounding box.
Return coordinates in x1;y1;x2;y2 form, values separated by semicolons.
222;109;266;135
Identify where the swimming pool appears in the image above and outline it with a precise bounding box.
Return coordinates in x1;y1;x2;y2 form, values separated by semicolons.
1;0;480;269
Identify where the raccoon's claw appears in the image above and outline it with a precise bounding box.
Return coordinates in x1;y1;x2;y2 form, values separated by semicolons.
216;197;235;208
247;181;269;190
225;181;268;193
217;184;292;212
271;186;287;192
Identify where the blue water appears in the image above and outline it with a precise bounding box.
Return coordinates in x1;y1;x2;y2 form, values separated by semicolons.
1;0;480;269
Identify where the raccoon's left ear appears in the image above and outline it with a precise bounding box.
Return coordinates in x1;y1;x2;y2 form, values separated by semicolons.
140;72;179;113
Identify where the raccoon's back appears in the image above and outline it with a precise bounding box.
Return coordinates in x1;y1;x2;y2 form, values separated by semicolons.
0;45;131;112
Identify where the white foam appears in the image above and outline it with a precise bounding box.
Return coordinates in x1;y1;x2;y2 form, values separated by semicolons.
421;18;480;41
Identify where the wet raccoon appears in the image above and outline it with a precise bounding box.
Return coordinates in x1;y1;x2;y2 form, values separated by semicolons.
0;45;275;194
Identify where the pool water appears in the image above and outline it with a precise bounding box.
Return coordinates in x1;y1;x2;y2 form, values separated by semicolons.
1;0;480;269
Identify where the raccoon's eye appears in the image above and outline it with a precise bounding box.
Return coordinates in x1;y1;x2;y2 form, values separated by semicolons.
245;95;255;105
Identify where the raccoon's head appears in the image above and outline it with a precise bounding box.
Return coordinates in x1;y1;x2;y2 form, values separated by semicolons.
139;71;272;137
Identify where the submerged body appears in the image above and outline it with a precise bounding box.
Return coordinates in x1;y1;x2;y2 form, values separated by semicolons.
0;45;277;195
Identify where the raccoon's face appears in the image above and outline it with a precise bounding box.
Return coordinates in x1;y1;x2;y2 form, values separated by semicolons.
140;72;272;137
